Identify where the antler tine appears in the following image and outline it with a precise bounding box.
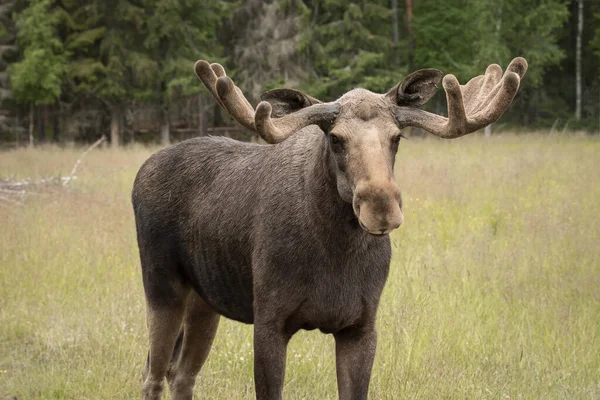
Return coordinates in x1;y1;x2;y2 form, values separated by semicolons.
255;102;282;143
215;76;256;131
470;71;521;127
209;62;256;113
194;60;256;132
255;101;341;143
396;57;528;139
194;61;225;109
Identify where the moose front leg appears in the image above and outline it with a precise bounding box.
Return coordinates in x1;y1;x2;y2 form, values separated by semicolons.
334;325;377;400
253;322;291;400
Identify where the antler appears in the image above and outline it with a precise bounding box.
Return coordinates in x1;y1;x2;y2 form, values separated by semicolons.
194;60;339;144
395;57;528;138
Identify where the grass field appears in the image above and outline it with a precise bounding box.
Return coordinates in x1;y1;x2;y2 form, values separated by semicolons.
1;133;599;399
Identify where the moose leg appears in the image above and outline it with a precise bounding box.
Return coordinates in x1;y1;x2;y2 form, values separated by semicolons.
334;325;377;400
253;322;291;400
142;281;189;400
167;292;221;400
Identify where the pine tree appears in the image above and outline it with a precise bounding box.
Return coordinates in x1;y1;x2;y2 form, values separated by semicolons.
222;0;312;103
142;0;232;145
8;0;67;146
66;0;147;146
301;0;407;100
0;0;19;140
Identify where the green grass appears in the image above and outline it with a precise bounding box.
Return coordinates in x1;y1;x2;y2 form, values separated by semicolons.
1;134;599;399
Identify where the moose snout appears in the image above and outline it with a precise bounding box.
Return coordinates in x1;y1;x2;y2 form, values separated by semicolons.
353;181;403;236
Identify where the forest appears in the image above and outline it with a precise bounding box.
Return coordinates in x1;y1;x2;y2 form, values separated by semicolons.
0;0;599;146
2;1;600;398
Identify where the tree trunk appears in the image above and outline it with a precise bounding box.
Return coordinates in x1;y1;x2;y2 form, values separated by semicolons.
16;114;20;147
214;105;223;127
484;124;492;137
28;103;34;147
494;0;503;59
52;103;60;143
110;106;120;148
575;0;583;120
161;107;170;146
198;94;205;136
37;104;45;144
390;0;399;65
405;0;414;71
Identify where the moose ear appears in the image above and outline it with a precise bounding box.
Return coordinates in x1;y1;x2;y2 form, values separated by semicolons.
386;69;443;107
260;89;323;118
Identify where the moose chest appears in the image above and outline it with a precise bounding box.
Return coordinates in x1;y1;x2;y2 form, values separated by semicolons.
252;234;392;335
281;273;379;335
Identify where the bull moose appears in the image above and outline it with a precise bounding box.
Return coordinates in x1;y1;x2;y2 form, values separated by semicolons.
132;57;527;399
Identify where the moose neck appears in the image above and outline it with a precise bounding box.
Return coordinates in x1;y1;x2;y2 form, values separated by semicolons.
300;131;363;239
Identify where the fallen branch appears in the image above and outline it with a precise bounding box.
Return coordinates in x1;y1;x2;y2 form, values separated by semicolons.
63;135;106;187
0;187;25;195
0;177;64;204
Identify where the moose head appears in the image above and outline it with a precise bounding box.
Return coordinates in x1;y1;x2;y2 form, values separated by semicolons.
194;58;527;235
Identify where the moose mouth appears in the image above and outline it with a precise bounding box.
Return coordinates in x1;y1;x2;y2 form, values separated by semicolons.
357;220;400;236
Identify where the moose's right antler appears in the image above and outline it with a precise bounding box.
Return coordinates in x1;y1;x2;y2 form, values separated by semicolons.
194;61;339;144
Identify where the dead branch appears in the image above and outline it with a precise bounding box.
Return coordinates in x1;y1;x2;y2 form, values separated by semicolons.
63;135;107;187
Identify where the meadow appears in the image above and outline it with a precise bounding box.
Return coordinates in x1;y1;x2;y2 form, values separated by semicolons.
0;133;598;399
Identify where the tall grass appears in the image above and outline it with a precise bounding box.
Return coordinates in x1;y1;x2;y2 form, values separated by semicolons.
0;134;598;399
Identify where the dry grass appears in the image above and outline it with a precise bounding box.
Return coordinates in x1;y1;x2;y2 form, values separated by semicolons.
0;133;598;399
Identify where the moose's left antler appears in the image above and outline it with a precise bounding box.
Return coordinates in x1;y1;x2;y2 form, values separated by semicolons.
395;57;528;138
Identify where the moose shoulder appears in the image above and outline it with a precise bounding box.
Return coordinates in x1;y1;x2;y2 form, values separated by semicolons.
133;57;527;400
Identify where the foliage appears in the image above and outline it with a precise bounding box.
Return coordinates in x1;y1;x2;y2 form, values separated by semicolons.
65;0;147;103
300;0;407;100
8;0;67;105
142;0;233;103
2;0;600;142
224;0;311;102
412;0;568;87
591;11;600;66
500;0;569;87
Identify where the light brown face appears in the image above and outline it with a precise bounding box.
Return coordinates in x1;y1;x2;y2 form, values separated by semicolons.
248;67;444;236
327;89;404;236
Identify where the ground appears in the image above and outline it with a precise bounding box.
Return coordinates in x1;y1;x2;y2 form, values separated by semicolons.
0;133;598;399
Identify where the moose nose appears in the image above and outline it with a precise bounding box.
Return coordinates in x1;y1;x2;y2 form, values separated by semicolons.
353;180;403;235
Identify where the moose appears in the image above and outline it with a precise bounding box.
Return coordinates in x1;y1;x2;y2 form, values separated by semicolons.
132;57;527;399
